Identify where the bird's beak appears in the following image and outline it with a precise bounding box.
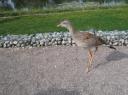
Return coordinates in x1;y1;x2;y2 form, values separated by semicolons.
57;24;61;27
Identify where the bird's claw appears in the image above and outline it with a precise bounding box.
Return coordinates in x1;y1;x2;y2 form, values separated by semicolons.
86;65;93;73
86;67;90;73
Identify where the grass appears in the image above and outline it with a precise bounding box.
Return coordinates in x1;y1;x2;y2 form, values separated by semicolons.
0;6;128;35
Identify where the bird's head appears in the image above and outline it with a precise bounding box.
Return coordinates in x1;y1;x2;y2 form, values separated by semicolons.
57;19;71;29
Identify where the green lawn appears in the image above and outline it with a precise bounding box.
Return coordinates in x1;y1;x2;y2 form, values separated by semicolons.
0;6;128;35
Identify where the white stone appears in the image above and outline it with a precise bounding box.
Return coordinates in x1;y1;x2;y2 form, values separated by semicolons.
13;41;18;44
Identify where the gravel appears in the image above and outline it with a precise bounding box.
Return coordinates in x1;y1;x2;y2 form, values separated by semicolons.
0;30;128;48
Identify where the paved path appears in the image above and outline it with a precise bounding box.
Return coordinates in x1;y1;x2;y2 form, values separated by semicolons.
0;46;128;95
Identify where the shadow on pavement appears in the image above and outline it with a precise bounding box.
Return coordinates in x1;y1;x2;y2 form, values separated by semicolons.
35;88;80;95
106;50;128;62
95;50;128;68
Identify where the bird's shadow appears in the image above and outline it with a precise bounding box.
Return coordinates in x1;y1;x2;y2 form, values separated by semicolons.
95;50;128;68
34;88;80;95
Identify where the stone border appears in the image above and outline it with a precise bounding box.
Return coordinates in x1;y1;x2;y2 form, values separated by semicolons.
0;30;128;48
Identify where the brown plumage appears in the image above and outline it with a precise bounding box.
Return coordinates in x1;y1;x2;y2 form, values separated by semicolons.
57;19;116;72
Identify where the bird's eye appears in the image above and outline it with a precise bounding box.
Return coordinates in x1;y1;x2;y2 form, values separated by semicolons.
63;22;66;24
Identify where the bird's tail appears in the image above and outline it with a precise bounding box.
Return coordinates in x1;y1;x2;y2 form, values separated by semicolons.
101;39;116;50
107;45;116;50
92;29;116;50
101;38;116;50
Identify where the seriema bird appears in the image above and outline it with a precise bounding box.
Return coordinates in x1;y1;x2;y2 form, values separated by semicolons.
57;19;116;72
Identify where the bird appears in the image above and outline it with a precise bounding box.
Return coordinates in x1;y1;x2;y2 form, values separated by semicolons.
57;19;116;72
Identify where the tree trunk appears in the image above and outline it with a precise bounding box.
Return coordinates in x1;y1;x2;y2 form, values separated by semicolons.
78;0;84;3
48;0;55;4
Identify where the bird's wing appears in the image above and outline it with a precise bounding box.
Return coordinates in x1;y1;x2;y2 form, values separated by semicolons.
73;32;94;42
74;31;107;46
95;36;107;46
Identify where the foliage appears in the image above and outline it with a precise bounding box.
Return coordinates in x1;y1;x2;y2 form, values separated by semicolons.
0;2;127;17
0;6;128;35
11;0;128;8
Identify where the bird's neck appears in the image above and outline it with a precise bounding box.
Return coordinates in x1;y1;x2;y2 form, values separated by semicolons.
67;25;76;34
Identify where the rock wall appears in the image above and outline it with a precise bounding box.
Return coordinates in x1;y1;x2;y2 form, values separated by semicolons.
0;30;128;48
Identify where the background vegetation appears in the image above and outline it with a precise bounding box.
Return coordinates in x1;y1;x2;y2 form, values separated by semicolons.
0;0;128;35
12;0;128;8
0;6;128;35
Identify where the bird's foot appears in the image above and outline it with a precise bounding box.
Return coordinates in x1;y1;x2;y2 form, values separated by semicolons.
86;67;90;73
90;65;94;69
86;65;94;73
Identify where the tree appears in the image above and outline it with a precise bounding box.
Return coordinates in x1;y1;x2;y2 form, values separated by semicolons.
78;0;84;3
125;0;128;3
0;0;16;10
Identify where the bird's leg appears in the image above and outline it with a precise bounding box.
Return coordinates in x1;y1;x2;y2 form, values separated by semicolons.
86;50;92;73
89;49;93;67
89;49;94;69
95;46;98;53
